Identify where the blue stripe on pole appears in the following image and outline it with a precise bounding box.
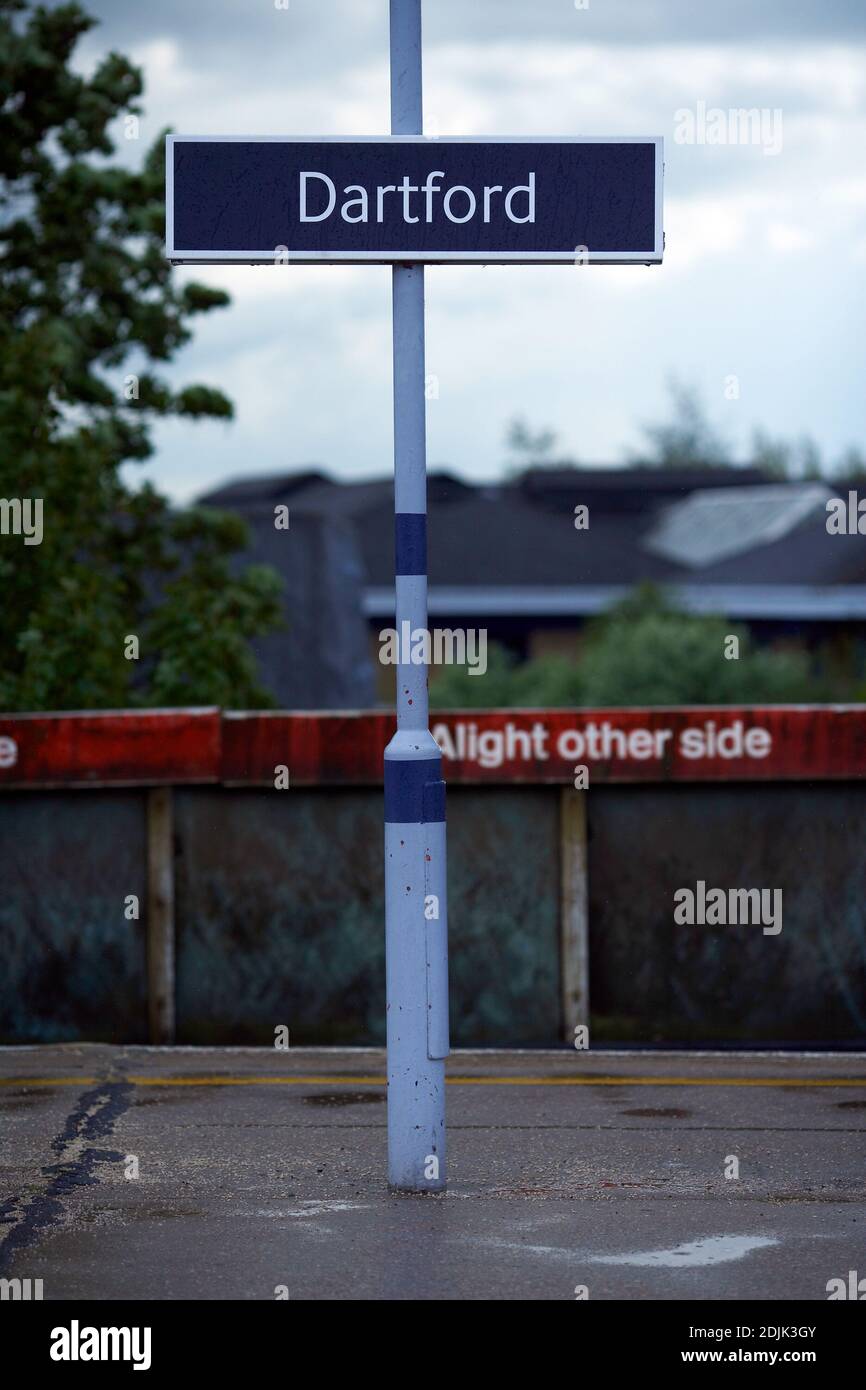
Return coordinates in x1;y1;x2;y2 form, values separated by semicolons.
421;778;446;824
395;512;426;576
384;756;445;823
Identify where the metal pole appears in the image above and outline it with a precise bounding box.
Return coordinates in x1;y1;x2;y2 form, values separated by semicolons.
385;0;448;1192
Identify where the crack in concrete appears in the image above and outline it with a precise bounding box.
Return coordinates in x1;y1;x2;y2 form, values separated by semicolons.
0;1078;133;1275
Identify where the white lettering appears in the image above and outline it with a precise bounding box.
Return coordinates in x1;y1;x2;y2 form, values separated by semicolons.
299;171;336;222
505;172;535;223
443;184;476;223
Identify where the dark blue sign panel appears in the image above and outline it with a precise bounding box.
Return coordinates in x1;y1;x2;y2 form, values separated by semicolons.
166;136;662;265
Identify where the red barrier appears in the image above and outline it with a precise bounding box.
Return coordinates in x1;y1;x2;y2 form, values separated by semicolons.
0;706;865;788
221;710;392;785
0;708;221;788
222;707;866;785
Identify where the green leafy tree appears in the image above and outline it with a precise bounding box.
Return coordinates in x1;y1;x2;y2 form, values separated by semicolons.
431;585;821;708
750;427;826;481
837;445;866;481
574;585;816;705
628;379;732;470
503;415;579;478
0;0;282;710
506;417;559;464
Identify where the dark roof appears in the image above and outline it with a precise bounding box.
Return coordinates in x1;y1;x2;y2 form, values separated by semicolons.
516;465;769;511
202;469;331;508
198;466;866;603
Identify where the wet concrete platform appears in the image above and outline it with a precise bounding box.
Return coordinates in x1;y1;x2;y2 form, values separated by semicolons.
1;1045;864;1300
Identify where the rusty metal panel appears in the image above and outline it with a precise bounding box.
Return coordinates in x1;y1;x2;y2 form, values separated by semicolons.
588;783;866;1044
3;707;866;790
0;791;148;1042
449;788;560;1044
220;710;388;786
0;709;220;789
218;707;866;785
173;787;559;1046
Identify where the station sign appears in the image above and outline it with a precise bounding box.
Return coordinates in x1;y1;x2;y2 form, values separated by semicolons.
166;135;663;265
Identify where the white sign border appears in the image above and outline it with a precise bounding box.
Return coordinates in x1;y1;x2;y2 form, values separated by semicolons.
166;134;663;266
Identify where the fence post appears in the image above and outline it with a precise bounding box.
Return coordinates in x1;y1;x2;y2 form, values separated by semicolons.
146;786;175;1044
560;787;589;1043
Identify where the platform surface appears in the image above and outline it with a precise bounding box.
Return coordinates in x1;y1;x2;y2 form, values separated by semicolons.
1;1045;864;1301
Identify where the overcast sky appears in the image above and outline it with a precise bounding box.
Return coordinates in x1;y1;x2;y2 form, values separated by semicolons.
69;0;866;501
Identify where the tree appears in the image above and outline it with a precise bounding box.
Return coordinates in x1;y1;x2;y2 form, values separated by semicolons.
837;446;866;481
633;383;864;482
0;0;282;710
506;417;558;463
503;415;574;478
628;379;732;470
750;428;825;481
574;585;816;706
430;585;822;708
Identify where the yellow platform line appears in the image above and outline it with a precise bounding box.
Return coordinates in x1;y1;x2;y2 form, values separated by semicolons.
2;1074;866;1089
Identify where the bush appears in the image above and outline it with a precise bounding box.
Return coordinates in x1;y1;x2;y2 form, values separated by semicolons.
430;585;826;709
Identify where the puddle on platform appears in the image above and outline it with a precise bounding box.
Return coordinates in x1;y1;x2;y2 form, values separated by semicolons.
592;1235;778;1268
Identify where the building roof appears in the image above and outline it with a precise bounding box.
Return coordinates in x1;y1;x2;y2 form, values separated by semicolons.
198;466;866;622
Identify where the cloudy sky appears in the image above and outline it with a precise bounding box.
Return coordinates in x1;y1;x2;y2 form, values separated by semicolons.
70;0;866;501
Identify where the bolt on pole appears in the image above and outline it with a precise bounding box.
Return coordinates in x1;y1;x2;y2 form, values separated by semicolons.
384;0;449;1193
